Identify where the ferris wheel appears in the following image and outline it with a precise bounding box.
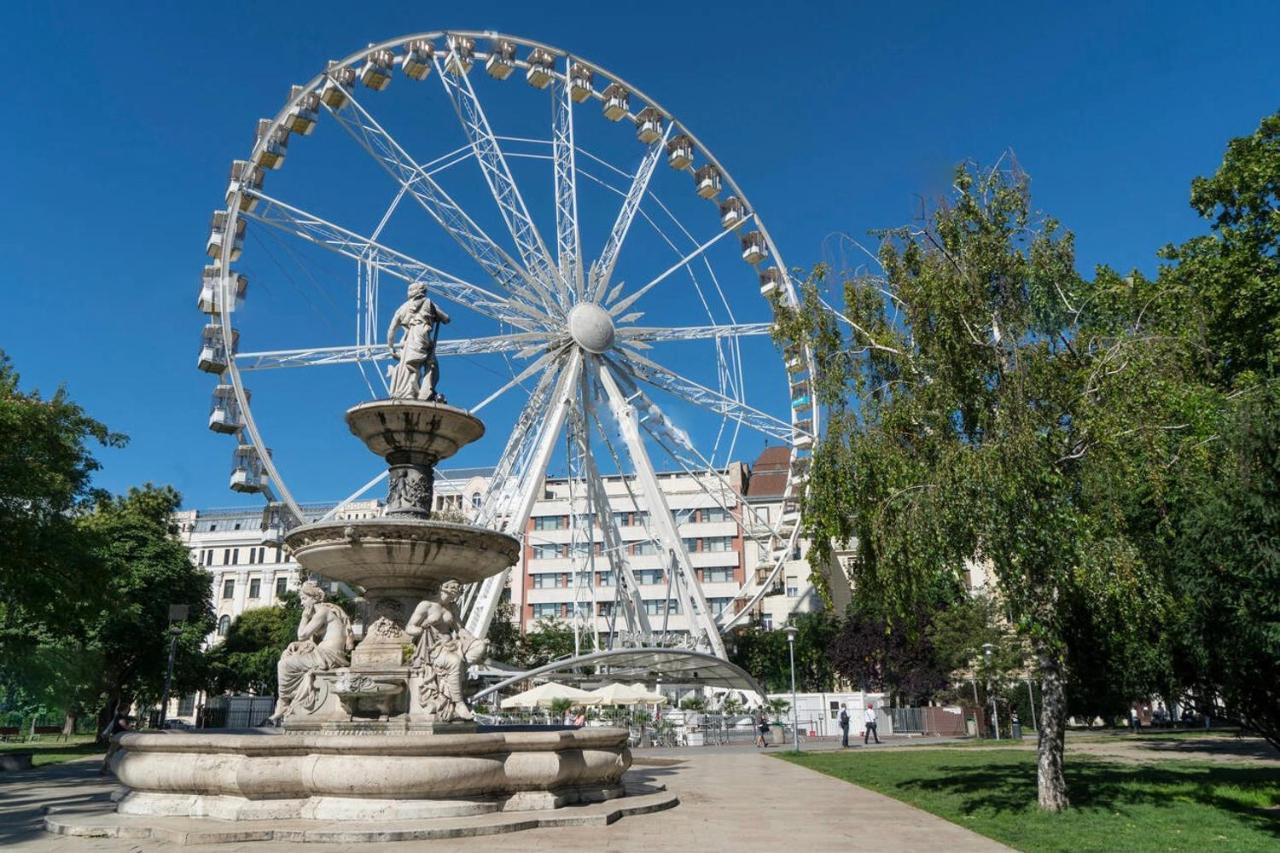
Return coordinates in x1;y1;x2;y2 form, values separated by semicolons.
196;31;818;659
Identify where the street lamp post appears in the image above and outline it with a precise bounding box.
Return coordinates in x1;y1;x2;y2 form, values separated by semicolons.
158;604;189;729
784;625;800;752
982;642;1000;741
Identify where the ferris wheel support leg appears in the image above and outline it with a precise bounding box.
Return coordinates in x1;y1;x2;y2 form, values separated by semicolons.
466;351;584;641
596;364;727;660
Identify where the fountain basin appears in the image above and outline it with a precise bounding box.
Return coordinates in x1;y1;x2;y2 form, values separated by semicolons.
346;400;483;461
109;729;632;821
284;518;520;590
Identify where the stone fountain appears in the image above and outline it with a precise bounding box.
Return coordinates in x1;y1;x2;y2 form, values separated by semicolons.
89;287;642;830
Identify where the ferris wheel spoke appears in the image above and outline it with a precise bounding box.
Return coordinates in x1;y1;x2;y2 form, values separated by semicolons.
588;123;672;304
595;361;727;658
436;56;564;305
244;191;544;330
234;332;550;371
552;60;584;299
324;85;560;317
573;381;653;641
611;351;799;443
467;350;583;640
607;219;751;318
469;347;560;414
616;322;774;345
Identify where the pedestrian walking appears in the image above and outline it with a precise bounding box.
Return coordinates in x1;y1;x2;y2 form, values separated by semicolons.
755;713;770;748
838;703;851;747
1130;705;1141;733
863;702;881;745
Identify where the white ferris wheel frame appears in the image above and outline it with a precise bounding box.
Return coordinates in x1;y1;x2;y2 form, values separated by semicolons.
205;30;820;659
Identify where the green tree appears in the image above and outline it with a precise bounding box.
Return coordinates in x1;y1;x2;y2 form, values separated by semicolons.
485;600;521;664
776;163;1203;810
516;618;575;669
728;612;837;693
1172;383;1280;747
0;351;123;624
205;593;302;695
76;485;215;738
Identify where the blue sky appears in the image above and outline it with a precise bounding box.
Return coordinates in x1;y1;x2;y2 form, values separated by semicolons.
1;0;1276;511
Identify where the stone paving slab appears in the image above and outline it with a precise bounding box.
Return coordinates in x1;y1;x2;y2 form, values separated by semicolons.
5;752;1010;852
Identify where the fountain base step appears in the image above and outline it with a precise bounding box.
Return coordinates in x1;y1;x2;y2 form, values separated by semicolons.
44;778;675;845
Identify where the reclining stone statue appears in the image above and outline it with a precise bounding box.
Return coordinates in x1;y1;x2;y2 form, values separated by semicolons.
405;579;488;721
269;581;352;723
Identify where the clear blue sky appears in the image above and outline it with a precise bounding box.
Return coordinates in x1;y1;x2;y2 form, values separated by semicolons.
1;1;1276;510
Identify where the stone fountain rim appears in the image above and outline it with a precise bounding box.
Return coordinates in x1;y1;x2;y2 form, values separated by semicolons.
284;517;520;553
113;728;629;756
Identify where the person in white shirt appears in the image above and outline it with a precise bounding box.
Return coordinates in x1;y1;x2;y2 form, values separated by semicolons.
863;702;881;744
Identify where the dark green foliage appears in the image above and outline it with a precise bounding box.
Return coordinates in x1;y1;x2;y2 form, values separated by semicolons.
727;611;838;693
0;351;124;623
1173;383;1280;748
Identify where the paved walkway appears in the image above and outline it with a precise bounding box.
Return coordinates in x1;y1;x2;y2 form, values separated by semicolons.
2;751;1008;852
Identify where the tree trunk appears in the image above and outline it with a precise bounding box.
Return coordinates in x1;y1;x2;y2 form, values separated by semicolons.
61;710;77;740
1035;647;1070;811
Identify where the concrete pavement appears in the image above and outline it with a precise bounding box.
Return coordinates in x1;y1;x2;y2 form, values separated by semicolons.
3;750;1009;852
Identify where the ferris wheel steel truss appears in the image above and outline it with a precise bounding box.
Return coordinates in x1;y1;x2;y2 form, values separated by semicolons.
200;31;821;658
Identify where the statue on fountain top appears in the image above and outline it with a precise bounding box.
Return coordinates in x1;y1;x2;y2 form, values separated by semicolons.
405;579;488;721
387;282;451;402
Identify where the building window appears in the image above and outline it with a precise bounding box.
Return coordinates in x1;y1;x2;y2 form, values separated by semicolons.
222;579;234;599
702;567;735;584
233;522;241;530
531;543;565;560
248;548;256;565
217;615;230;636
248;578;261;599
699;507;731;523
597;601;614;616
530;603;563;619
532;573;563;589
761;614;774;630
634;569;663;585
786;578;800;598
643;599;680;616
209;524;217;532
222;548;230;565
230;548;239;565
471;492;481;509
630;540;658;556
708;597;732;615
598;571;614;587
275;577;288;599
533;515;567;531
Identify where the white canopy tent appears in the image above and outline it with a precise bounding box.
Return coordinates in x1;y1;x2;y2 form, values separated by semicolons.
582;682;669;707
499;681;594;710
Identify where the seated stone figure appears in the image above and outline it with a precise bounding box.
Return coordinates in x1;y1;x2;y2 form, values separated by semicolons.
405;579;488;721
269;581;352;723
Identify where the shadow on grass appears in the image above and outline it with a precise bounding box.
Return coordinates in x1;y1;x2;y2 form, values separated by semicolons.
896;756;1280;838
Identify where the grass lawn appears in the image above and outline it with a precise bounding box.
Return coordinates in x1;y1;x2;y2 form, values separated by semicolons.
779;748;1280;852
0;735;103;767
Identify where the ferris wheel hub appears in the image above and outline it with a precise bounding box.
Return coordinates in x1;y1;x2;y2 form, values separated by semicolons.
567;302;616;354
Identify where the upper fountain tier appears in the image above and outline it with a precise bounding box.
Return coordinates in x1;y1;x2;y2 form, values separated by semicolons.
345;399;484;464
